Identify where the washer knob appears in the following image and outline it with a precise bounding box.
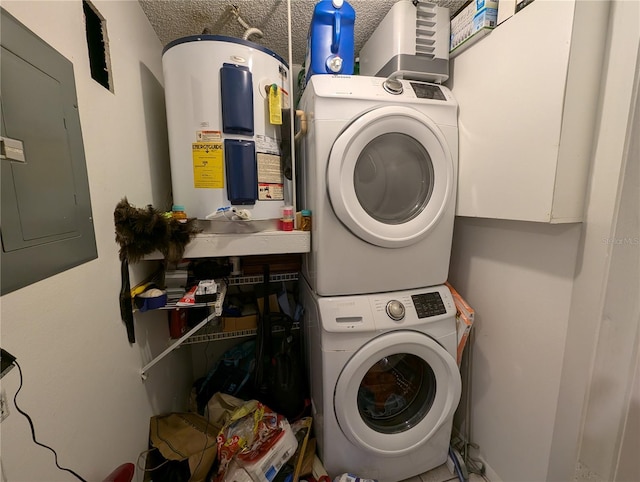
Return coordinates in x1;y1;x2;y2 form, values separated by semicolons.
386;300;405;321
383;78;403;95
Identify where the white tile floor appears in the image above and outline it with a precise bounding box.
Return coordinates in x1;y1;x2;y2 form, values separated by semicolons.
402;463;486;482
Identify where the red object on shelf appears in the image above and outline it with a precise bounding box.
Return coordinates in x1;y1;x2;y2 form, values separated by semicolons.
169;309;188;338
279;219;294;231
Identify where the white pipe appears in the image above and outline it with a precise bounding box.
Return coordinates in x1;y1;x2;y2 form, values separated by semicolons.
230;5;250;29
243;27;264;41
288;0;297;211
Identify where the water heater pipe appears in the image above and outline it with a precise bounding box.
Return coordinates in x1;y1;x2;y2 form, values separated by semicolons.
242;27;264;41
229;5;264;41
295;110;308;142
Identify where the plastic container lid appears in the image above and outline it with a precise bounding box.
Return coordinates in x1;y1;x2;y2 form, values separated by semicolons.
301;210;312;216
172;205;185;211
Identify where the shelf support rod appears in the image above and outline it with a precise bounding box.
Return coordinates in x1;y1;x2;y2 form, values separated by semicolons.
140;311;217;380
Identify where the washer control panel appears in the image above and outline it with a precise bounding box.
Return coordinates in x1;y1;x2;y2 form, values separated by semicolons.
364;285;455;330
320;284;456;332
411;292;447;318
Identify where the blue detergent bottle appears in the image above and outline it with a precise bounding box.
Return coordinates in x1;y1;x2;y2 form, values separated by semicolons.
305;0;356;83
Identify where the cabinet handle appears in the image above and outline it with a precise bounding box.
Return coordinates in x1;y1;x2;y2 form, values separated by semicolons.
0;136;26;163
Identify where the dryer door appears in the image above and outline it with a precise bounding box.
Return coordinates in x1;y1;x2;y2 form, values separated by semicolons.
334;330;461;456
327;105;454;248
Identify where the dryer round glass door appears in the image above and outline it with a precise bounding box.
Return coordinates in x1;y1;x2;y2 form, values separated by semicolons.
327;105;454;248
334;330;461;456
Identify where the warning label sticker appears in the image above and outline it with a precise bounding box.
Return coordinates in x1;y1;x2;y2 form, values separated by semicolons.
258;183;284;201
192;142;223;189
257;153;283;184
197;130;222;142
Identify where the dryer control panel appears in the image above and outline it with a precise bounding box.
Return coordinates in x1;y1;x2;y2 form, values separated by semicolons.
409;82;447;101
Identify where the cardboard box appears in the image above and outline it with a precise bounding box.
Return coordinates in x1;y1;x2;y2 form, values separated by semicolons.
241;254;302;276
451;0;498;30
222;314;258;332
497;0;517;25
445;282;475;365
450;13;497;52
450;0;498;52
257;293;281;315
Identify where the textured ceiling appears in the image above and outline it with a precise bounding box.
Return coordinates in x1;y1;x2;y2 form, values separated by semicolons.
138;0;467;65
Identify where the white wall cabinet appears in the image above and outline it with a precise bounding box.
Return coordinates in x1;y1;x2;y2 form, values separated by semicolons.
449;0;610;223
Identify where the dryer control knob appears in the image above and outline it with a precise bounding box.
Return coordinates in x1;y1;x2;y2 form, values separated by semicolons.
386;300;405;321
383;78;403;95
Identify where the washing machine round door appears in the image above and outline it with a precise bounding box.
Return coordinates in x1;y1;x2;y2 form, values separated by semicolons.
334;330;461;455
327;105;454;248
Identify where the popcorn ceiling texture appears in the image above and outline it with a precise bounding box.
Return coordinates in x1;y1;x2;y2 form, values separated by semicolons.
138;0;467;65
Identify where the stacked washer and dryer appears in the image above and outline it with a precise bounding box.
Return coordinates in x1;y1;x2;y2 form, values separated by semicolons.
298;3;462;481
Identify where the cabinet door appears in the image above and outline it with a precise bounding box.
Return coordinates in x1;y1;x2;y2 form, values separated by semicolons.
1;9;97;294
450;0;609;223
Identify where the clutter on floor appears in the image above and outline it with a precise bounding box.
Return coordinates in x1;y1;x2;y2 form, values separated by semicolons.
144;392;315;482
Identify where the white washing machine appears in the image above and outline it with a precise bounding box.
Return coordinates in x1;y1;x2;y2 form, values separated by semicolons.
297;75;458;296
301;280;462;482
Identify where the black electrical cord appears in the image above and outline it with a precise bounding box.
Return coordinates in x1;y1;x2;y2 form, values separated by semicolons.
12;361;87;482
191;339;216;479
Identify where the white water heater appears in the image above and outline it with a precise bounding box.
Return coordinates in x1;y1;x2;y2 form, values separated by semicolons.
162;35;291;221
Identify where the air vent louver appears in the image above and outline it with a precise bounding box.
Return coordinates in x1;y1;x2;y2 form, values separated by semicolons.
416;2;438;58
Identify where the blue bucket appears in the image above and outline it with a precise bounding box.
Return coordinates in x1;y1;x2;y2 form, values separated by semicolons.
305;0;356;83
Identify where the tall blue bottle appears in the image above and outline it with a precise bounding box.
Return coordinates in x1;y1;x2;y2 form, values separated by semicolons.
305;0;356;84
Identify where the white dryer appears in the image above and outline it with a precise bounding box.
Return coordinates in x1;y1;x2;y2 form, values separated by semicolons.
301;280;462;482
298;75;458;296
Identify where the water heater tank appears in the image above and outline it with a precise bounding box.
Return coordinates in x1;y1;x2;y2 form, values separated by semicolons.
162;35;291;222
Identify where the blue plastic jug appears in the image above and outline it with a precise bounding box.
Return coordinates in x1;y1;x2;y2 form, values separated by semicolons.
305;0;356;83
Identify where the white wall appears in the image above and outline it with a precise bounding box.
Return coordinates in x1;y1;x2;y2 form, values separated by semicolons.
582;84;639;479
549;1;639;480
449;219;581;481
569;5;640;478
0;2;192;480
448;1;639;481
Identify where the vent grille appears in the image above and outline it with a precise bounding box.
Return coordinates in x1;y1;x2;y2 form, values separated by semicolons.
415;1;437;58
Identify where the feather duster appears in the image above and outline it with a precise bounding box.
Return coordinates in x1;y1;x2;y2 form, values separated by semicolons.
114;197;200;264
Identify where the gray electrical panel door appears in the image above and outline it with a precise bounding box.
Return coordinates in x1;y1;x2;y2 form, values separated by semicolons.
1;9;97;295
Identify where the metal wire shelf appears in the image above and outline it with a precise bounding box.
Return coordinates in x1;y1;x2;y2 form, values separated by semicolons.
226;272;299;286
140;272;300;378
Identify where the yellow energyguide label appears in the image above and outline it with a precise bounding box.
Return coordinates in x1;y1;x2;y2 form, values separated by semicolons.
192;142;224;188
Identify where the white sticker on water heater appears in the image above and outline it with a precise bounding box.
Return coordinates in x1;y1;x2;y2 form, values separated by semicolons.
257;153;283;184
255;135;280;155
